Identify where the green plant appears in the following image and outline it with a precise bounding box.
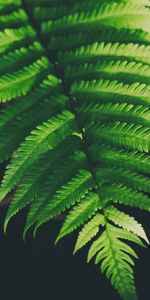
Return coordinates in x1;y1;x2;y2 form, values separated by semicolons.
0;0;150;299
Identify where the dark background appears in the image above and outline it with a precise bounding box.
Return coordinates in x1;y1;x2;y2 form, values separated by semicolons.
0;206;149;300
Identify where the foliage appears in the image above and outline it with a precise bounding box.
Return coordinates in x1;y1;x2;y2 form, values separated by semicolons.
0;1;150;299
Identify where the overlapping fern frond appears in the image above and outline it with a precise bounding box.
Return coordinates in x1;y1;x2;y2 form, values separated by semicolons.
0;1;150;299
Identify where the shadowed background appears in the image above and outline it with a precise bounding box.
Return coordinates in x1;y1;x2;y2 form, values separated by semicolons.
0;205;149;300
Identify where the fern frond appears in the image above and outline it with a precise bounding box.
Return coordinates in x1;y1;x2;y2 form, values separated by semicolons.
0;1;149;299
0;75;63;161
87;121;150;153
0;110;77;201
102;182;150;211
0;56;51;102
20;148;87;236
34;0;111;23
0;8;28;30
4;136;82;232
97;167;150;193
65;60;150;84
88;225;144;263
88;224;145;300
37;0;141;24
60;41;150;65
105;205;149;243
72;79;150;107
24;169;94;237
90;145;150;174
0;97;67;162
0;25;36;54
74;213;105;254
79;102;150;127
42;2;150;36
0;74;61;129
0;41;44;74
50;27;150;52
56;192;101;243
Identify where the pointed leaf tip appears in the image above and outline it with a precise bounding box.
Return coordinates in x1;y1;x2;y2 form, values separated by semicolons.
55;236;61;245
3;219;8;235
23;226;30;241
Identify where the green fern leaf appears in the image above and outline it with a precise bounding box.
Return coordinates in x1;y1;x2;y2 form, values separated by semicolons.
87;121;150;153
74;213;105;254
0;74;61;130
0;75;63;162
0;8;28;30
72;79;150;107
59;41;150;65
50;27;150;52
90;144;150;174
105;205;149;243
97;167;150;193
88;224;146;300
22;149;88;238
32;169;94;237
0;56;51;102
4;136;81;232
88;225;144;263
0;25;36;54
0;1;149;299
102;182;150;211
56;192;101;243
0;110;77;201
42;2;150;35
79;101;150;127
65;60;150;84
0;41;44;73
